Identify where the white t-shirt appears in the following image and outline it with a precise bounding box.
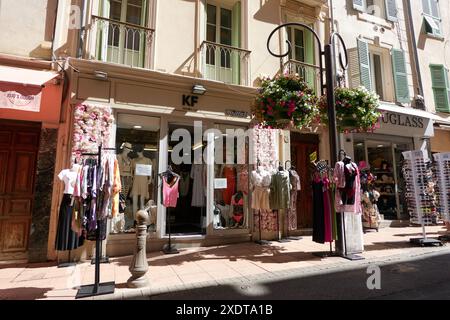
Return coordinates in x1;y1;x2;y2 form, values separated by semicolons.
58;169;78;195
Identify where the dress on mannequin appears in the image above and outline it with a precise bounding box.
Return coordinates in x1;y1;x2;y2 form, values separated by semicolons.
250;166;271;210
55;164;84;251
222;165;236;205
131;151;152;215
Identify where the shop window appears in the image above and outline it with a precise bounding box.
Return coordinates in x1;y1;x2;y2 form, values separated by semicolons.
113;114;160;234
212;124;250;230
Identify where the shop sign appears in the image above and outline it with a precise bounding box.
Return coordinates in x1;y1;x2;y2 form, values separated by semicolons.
214;178;227;189
182;95;199;107
225;110;250;119
0;89;41;112
135;164;152;176
381;112;424;128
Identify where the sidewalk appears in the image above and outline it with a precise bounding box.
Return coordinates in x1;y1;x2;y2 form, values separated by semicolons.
0;225;449;300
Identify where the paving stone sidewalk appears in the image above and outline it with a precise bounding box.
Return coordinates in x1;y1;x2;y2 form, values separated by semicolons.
0;225;449;300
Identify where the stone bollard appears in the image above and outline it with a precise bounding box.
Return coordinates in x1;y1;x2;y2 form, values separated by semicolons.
127;209;150;288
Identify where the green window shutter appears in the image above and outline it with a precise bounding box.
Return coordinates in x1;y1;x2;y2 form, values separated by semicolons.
422;0;431;15
385;0;398;22
231;1;241;85
357;39;372;91
304;30;314;89
430;65;450;112
353;0;364;12
348;48;361;89
391;49;410;103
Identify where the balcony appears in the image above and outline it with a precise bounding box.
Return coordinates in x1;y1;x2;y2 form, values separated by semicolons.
283;59;321;94
84;15;154;69
200;41;251;86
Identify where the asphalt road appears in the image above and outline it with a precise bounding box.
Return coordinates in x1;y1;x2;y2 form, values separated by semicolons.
144;251;450;300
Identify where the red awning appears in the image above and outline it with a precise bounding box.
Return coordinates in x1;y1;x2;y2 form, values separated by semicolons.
0;66;59;112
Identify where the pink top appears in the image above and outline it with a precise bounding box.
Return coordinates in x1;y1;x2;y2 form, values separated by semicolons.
163;177;179;208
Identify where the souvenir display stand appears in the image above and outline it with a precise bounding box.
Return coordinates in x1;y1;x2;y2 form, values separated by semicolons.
433;153;450;242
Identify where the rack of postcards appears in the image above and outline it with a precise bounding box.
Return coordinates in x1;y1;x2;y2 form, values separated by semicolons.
433;153;450;224
402;150;442;247
402;150;437;225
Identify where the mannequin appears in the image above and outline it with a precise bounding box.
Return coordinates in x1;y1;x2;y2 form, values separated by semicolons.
131;148;152;215
55;164;84;252
250;165;272;211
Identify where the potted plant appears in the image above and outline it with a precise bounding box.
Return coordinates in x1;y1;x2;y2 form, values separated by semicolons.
253;73;319;130
318;86;382;133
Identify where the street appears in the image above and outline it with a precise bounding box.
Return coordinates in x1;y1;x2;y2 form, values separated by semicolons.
146;250;450;300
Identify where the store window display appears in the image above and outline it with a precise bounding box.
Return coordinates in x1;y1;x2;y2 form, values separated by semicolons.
213;125;250;230
114;114;160;234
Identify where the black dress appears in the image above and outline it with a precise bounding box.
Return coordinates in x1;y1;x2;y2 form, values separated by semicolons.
312;179;325;244
55;194;84;251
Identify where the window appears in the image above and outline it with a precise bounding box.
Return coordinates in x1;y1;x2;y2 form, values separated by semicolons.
204;1;242;85
285;26;315;89
99;0;148;67
113;114;160;234
422;0;442;37
430;65;450;113
349;39;408;103
371;53;384;100
352;0;398;22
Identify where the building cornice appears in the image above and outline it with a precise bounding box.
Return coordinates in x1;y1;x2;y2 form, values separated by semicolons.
0;53;53;70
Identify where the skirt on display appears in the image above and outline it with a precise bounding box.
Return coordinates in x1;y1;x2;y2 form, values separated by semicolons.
55;194;84;251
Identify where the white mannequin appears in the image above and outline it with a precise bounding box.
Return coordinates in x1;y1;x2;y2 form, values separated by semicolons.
131;150;152;215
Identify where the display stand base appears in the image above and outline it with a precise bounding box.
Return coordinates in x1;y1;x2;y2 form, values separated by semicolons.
286;236;302;241
255;240;271;245
75;281;115;299
312;251;340;258
162;244;179;254
341;254;365;261
438;235;450;242
410;238;443;247
277;238;291;243
91;256;110;265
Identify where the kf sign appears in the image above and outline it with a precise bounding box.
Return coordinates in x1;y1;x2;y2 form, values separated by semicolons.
182;95;199;108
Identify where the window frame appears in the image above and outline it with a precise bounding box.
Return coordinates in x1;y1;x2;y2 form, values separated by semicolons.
422;0;443;38
365;0;386;20
368;45;395;102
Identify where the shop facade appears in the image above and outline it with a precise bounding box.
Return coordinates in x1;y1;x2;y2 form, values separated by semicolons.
343;104;435;221
0;62;63;263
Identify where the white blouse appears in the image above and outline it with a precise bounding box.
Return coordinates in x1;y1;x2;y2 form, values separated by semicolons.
58;169;79;195
251;167;272;188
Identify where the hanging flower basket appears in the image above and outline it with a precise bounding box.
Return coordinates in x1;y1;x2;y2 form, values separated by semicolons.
253;74;319;130
318;86;382;133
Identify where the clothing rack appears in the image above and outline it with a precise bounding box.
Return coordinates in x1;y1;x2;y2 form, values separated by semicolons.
76;145;116;299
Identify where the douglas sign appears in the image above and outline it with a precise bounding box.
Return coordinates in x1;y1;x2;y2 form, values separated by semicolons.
381;112;424;128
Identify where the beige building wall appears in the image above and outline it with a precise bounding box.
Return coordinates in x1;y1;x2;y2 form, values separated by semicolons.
0;0;58;60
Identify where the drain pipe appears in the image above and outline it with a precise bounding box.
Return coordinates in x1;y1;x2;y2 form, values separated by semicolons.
405;0;424;98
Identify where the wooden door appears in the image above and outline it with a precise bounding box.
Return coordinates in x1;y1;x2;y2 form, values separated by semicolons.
290;134;319;229
0;121;40;261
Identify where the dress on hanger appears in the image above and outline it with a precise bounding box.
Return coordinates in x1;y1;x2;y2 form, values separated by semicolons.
222;165;236;204
312;175;325;244
191;164;206;207
269;170;291;210
162;176;179;208
322;176;333;243
250;167;271;210
287;169;301;231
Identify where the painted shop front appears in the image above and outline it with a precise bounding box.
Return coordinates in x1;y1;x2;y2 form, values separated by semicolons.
343;104;435;221
64;58;299;257
0;63;63;262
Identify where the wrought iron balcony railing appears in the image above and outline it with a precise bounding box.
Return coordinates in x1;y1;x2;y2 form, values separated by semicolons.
283;59;321;94
85;15;155;68
200;41;251;86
